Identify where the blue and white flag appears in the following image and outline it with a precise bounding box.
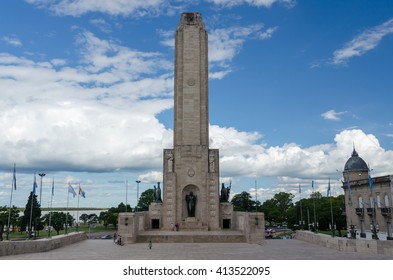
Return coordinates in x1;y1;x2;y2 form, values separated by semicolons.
79;185;86;198
68;184;77;197
32;174;37;195
346;175;351;194
368;174;374;190
327;180;331;197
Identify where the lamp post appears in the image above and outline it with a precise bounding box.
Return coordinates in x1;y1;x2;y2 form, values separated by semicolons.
299;184;303;230
312;181;317;232
125;180;128;213
255;180;259;225
368;169;378;240
136;180;141;212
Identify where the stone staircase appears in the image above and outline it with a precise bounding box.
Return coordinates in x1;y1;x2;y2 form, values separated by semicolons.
136;230;246;243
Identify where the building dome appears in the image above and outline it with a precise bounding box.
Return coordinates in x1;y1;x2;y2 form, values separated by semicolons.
344;148;368;172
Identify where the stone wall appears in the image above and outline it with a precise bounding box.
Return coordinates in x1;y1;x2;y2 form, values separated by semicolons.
295;230;393;256
233;211;265;244
0;232;87;257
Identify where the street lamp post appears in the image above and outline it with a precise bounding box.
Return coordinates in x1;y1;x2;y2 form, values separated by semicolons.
368;168;378;240
312;181;317;232
136;180;141;212
125;180;128;213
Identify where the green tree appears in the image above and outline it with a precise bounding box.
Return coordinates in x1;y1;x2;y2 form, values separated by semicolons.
99;211;110;228
261;199;281;226
79;213;89;224
261;192;294;226
274;192;294;224
137;189;155;211
286;191;346;236
116;202;131;213
0;205;20;241
20;192;43;236
99;203;129;229
42;212;73;235
87;213;99;225
231;191;256;211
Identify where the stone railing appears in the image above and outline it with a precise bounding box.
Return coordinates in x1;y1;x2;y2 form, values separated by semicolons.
295;230;393;256
0;232;87;257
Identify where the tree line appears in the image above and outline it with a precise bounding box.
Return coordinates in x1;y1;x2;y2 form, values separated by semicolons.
1;187;346;240
231;191;346;236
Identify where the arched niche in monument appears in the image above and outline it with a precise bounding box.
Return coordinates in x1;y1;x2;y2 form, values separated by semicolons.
182;184;199;220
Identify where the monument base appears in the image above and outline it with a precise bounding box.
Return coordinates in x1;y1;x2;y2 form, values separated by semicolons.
181;217;208;231
118;211;265;244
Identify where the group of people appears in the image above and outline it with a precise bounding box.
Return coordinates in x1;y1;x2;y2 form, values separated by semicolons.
113;233;123;246
113;232;152;249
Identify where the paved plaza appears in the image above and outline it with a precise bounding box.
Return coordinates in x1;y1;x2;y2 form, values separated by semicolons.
1;238;392;260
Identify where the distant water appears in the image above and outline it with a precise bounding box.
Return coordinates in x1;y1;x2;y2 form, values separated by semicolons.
18;209;107;219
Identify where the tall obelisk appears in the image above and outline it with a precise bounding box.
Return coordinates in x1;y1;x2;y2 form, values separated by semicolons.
162;12;220;230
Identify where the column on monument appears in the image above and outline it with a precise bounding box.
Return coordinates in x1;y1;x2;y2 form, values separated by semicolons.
208;149;220;230
174;13;209;147
162;149;177;230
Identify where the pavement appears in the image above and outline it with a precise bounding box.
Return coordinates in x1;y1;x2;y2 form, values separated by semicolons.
1;238;392;260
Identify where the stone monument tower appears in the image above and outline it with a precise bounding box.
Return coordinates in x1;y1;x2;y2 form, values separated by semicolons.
117;12;264;243
162;12;220;231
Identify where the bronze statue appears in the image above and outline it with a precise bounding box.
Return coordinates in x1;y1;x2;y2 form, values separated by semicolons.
185;191;196;217
220;182;231;203
156;182;162;203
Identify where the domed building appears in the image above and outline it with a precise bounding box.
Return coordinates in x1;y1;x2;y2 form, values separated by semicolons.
342;148;393;240
344;148;369;173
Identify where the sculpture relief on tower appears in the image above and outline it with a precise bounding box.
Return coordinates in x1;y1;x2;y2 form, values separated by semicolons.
167;151;174;172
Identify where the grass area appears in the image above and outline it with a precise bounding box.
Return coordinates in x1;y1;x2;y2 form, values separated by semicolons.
5;223;116;240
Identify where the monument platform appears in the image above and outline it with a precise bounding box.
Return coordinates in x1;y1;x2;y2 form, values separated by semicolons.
136;230;246;243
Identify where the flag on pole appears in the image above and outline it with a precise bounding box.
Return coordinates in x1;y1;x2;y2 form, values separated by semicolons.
298;184;301;194
312;180;314;189
51;178;55;196
12;163;16;190
32;174;37;195
346;175;351;194
327;179;331;197
368;174;374;190
79;185;86;198
68;184;77;197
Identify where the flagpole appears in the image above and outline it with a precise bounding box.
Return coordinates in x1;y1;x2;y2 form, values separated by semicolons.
66;187;70;234
307;207;310;230
255;180;257;213
346;174;355;238
76;184;80;232
312;180;317;232
368;168;378;240
328;179;335;237
28;174;36;240
125;180;128;213
6;182;14;240
299;184;303;230
48;178;54;238
6;163;16;240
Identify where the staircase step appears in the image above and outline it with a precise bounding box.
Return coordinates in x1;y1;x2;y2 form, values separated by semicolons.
136;230;246;243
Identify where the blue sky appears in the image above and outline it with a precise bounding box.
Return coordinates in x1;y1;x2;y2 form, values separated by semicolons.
1;0;393;209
